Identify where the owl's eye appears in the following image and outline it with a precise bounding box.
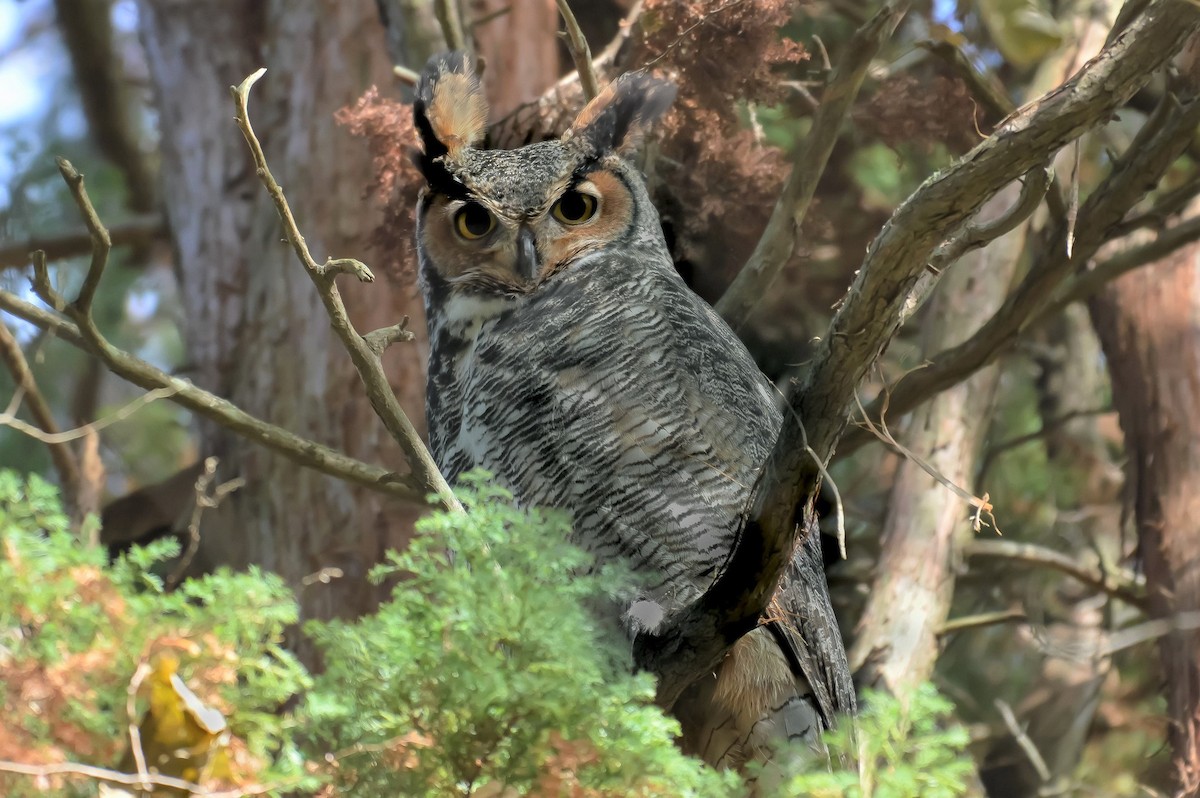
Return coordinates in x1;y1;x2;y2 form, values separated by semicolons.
454;203;496;240
552;191;598;225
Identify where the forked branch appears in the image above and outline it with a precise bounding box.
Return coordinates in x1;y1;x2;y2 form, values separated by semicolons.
0;160;430;503
230;70;460;512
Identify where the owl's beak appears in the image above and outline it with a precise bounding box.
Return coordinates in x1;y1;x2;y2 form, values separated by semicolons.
516;226;540;282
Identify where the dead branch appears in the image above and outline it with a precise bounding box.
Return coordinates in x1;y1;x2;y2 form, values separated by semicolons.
0;758;282;797
635;0;1200;711
0;384;177;445
996;698;1055;786
0;215;163;272
964;538;1147;608
842;74;1200;456
0;319;81;502
938;609;1028;636
0;166;427;506
557;0;599;101
900;165;1053;326
165;456;245;589
715;0;910;330
0;284;424;501
434;0;468;52
1051;213;1200;308
230;70;460;513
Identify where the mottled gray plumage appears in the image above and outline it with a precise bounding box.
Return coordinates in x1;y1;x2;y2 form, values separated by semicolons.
414;51;852;772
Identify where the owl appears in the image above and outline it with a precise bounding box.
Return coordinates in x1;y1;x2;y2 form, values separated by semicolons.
413;52;854;770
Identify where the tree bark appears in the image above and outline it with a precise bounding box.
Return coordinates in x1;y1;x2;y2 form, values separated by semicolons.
137;0;426;635
847;183;1027;693
135;0;561;648
1089;234;1200;794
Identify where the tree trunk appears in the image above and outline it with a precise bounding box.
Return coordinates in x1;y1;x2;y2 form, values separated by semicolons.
136;0;559;646
847;183;1026;693
1089;236;1200;795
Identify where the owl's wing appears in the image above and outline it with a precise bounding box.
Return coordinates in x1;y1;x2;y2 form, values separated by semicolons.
768;524;857;725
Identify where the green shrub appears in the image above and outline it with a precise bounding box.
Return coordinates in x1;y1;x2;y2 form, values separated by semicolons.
772;683;974;798
304;475;740;797
0;470;312;796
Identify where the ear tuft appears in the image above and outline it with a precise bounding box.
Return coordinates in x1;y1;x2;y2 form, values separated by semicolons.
413;51;488;171
565;72;676;157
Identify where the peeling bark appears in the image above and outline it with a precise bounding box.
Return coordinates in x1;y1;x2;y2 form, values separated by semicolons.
1089;237;1200;795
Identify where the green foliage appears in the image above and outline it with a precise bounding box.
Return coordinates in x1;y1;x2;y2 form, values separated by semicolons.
304;474;740;798
772;684;973;798
0;470;312;795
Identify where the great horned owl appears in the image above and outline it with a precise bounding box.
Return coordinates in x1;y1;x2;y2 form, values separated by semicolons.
413;52;853;770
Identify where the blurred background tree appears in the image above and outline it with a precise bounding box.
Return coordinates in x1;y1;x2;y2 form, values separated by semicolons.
1;0;1199;795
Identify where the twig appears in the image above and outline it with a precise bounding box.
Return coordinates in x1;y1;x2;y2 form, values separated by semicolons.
0;320;81;499
996;698;1054;784
853;392;1000;533
125;661;153;792
434;0;467;52
0;759;282;797
230;70;460;513
393;64;420;86
165;457;245;589
715;0;910;330
0;216;163;271
1050;213;1200;308
964;538;1147;608
0;284;425;501
557;0;599;101
938;609;1027;636
977;406;1112;484
0;385;178;445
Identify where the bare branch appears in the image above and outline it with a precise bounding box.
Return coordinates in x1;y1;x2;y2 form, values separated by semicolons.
434;0;468;52
715;0;910;330
842;80;1200;456
901;165;1053;325
0;319;81;501
0;384;178;445
938;609;1028;636
557;0;599;101
0;758;282;797
635;0;1200;710
0;216;163;272
230;70;461;513
1051;213;1200;308
0;285;426;502
964;538;1147;608
996;698;1054;785
166;456;245;589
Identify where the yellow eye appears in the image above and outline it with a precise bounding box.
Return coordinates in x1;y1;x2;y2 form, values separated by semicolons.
454;202;495;240
552;191;598;225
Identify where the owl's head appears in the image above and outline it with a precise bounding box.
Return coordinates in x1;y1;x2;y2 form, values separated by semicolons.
413;52;675;298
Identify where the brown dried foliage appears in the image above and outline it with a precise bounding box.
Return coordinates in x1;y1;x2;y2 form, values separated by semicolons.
858;71;981;154
335;87;425;284
633;0;808;300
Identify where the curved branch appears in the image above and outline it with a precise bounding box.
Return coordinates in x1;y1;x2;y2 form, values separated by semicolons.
230;70;461;513
635;0;1200;709
556;0;599;101
842;81;1200;455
